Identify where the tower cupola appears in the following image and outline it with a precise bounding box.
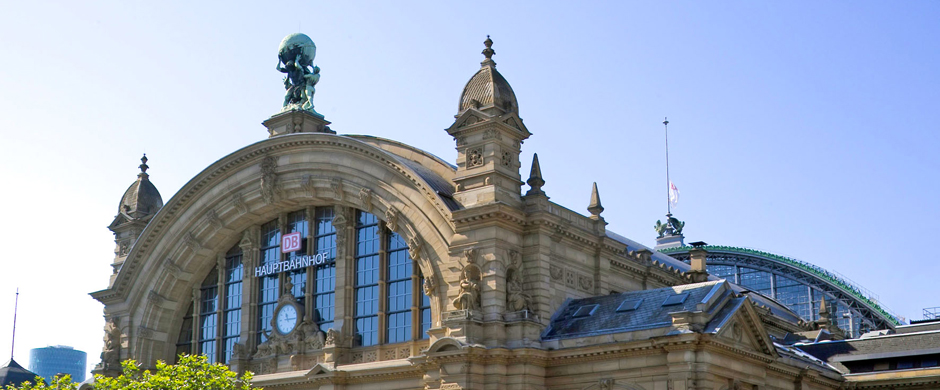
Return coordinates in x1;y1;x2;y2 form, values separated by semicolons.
458;36;519;116
447;37;531;208
107;155;164;282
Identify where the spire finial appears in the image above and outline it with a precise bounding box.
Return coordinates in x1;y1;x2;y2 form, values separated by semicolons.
138;154;150;179
525;153;545;196
482;35;495;63
588;182;604;218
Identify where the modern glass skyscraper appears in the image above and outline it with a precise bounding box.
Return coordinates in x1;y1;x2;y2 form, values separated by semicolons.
28;346;86;383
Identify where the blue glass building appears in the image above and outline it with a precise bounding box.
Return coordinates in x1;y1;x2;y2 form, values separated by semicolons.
28;346;86;383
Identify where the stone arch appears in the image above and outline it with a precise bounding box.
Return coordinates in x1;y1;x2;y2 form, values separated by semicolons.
426;337;464;354
102;133;457;365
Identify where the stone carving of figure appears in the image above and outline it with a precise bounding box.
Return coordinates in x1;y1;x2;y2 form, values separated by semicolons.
506;268;530;312
100;316;122;369
299;314;325;351
453;250;482;311
453;266;481;311
277;33;321;115
325;328;340;346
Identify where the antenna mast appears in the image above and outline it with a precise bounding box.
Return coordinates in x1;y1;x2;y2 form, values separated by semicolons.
11;288;18;360
664;117;671;215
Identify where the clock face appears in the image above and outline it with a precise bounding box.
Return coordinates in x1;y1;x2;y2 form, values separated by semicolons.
275;304;298;335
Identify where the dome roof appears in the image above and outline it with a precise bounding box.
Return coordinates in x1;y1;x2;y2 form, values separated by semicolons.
458;37;518;115
0;359;37;387
117;155;163;220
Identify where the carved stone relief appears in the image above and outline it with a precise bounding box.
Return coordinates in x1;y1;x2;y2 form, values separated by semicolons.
466;147;483;168
260;155;280;204
408;237;422;261
232;192;248;214
183;232;202;253
505;250;531;312
550;264;564;281
385;207;398;232
579;275;594;291
204;209;223;230
501;151;512;167
423;275;436;297
302;175;317;197
327;178;343;202
565;269;576;288
483;128;502;140
359;188;373;212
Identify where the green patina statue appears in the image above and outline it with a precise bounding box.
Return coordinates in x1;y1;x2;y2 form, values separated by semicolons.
655;214;685;238
277;33;321;115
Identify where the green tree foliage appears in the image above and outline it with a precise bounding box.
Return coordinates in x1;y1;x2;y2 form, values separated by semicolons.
4;375;76;390
5;355;256;390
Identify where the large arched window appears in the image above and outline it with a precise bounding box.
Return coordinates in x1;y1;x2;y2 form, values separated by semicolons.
175;244;243;364
178;206;428;365
352;210;428;346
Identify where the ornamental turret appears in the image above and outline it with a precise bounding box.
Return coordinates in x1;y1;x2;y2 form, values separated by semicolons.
446;36;531;208
107;154;163;284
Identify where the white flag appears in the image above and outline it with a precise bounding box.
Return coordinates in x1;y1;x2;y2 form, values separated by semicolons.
669;181;679;209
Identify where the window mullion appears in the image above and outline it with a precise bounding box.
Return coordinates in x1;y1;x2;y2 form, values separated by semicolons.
411;266;420;341
305;206;315;321
216;254;225;362
378;222;388;345
191;287;200;351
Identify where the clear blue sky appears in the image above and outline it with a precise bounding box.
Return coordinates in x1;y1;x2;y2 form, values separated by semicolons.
1;0;938;375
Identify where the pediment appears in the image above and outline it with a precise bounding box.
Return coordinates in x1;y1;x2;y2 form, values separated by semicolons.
109;214;129;229
306;362;333;377
715;298;778;357
447;108;491;135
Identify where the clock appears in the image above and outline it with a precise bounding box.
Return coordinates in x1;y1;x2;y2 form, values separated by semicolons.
274;303;299;335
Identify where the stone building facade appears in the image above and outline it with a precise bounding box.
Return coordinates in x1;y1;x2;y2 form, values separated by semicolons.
89;36;924;390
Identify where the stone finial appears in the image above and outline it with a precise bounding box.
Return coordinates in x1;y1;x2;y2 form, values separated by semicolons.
482;35;495;61
525;153;545;196
587;182;604;218
819;296;830;320
138;154;149;179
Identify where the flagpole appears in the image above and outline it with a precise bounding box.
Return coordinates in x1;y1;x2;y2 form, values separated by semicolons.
664;117;670;215
11;288;18;360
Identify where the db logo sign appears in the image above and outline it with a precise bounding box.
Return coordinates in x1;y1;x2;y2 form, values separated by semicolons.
281;232;303;253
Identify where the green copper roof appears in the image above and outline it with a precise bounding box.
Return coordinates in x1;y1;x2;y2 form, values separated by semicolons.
658;245;902;326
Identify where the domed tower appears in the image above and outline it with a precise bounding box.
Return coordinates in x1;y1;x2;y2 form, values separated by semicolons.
107;154;163;283
446;36;531;208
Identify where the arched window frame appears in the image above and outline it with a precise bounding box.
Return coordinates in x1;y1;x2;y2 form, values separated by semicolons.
179;205;430;365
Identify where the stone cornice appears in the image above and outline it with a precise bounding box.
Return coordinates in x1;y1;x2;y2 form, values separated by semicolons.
452;203;527;229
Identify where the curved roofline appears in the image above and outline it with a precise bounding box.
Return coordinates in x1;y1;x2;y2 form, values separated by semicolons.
344;134;457;171
659;245;902;326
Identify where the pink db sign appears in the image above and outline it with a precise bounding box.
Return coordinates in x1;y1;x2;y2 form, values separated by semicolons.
281;232;302;253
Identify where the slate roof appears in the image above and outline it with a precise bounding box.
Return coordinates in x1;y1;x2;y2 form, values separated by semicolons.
606;231;803;324
542;281;732;340
795;330;940;364
394;156;460;211
0;359;39;387
459;62;518;115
